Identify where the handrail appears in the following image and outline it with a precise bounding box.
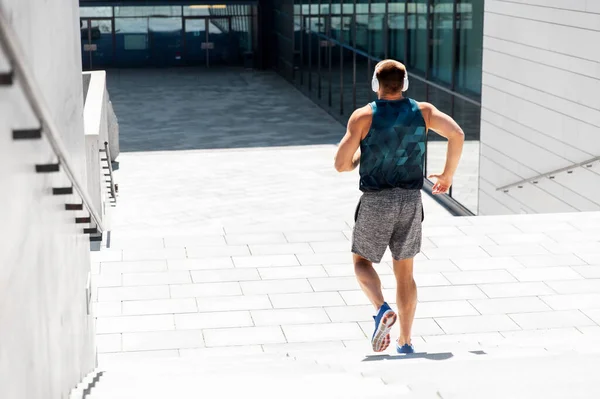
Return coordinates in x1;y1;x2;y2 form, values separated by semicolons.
103;141;117;203
0;6;105;232
497;156;600;192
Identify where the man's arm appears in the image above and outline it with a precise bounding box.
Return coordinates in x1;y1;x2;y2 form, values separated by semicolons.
334;105;373;172
419;102;465;194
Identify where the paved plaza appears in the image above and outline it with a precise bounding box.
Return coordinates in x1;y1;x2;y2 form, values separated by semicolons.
92;69;600;397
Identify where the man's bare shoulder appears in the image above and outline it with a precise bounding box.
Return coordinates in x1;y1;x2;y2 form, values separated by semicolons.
350;104;374;122
416;101;435;118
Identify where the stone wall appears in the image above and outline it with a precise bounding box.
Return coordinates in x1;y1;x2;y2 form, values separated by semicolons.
479;0;600;214
0;1;96;398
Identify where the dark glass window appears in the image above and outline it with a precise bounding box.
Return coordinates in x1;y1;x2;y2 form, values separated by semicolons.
370;1;386;59
388;1;406;62
431;0;453;84
406;0;427;74
80;6;112;18
456;0;483;96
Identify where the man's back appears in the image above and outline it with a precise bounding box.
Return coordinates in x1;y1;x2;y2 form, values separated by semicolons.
359;98;427;192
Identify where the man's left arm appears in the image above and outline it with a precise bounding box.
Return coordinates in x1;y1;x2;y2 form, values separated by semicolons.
334;106;372;172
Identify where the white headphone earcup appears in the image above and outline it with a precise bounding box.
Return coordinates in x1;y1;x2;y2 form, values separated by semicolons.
372;76;379;93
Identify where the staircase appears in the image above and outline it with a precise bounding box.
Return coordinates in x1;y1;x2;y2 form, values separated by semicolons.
83;352;408;399
78;333;600;398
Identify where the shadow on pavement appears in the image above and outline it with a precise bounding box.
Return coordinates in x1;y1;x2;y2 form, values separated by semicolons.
362;352;455;362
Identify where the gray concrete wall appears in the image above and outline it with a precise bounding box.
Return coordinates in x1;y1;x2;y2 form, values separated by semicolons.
0;1;96;398
479;0;600;215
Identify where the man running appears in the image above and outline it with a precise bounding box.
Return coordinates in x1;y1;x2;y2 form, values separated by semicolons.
334;60;464;354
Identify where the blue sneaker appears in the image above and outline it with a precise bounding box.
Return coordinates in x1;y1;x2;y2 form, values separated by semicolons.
396;342;415;354
371;302;397;352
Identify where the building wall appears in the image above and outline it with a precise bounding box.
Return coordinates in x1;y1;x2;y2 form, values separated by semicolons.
0;0;96;398
479;0;600;215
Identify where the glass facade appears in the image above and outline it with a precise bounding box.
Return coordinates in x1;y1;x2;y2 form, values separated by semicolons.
79;4;254;69
274;0;483;214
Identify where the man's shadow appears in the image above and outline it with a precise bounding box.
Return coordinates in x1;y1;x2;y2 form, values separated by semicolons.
361;350;486;362
362;352;454;362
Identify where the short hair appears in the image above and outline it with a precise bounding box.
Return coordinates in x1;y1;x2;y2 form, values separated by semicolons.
375;60;406;94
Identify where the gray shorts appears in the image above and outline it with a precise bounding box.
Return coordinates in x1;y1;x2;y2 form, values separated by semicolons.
352;188;423;263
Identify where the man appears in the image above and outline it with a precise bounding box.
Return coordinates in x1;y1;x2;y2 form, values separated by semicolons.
334;60;464;354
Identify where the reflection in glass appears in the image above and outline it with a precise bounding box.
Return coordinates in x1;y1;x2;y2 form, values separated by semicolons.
184;18;207;66
208;19;233;66
342;46;355;120
370;1;386;59
355;54;371;108
115;18;149;67
431;0;453;84
407;0;427;74
115;6;181;17
80;7;112;18
456;0;483;96
81;19;114;70
355;1;369;52
149;18;182;67
388;2;406;62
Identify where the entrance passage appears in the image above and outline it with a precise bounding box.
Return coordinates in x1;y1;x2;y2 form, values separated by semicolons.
79;4;254;70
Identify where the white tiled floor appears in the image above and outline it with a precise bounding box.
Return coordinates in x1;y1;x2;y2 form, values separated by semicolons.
95;142;600;360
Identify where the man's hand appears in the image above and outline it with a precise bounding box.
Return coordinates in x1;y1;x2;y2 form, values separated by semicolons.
428;173;453;195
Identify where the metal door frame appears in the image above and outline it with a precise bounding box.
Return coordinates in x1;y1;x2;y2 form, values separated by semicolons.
183;16;231;67
81;17;115;70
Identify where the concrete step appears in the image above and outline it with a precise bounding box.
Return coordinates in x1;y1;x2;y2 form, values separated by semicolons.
88;358;408;399
285;340;600;398
88;351;415;399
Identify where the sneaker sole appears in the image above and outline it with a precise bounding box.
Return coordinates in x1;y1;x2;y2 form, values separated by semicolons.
372;310;397;352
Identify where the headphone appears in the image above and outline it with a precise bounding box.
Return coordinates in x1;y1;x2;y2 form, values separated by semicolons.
372;67;409;93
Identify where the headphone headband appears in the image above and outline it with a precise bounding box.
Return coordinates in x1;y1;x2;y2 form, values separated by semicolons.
371;67;409;93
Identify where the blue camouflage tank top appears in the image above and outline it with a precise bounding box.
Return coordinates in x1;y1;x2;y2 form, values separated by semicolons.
359;98;427;192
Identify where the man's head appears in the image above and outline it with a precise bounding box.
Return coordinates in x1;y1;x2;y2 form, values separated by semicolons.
372;60;408;96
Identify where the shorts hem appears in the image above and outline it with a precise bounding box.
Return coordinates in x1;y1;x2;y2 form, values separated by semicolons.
351;248;383;264
391;249;421;261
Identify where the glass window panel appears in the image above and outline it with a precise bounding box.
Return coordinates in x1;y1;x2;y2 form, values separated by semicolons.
406;0;428;74
342;3;355;14
451;96;480;214
115;18;149;67
232;16;252;51
115;6;181;17
355;54;371;107
184;5;229;16
149;17;182;66
388;2;406;62
456;0;483;96
330;16;342;39
370;1;386;59
318;38;331;107
331;41;342;115
80;7;112;18
431;0;453;84
342;47;355;119
355;0;369;52
341;15;353;45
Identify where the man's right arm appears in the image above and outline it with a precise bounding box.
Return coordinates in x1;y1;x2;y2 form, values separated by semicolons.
419;102;465;195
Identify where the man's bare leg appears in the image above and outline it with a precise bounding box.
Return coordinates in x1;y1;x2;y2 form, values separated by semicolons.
393;257;417;345
353;254;384;310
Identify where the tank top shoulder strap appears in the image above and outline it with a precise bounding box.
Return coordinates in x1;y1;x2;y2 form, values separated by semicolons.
407;98;420;114
368;101;378;113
